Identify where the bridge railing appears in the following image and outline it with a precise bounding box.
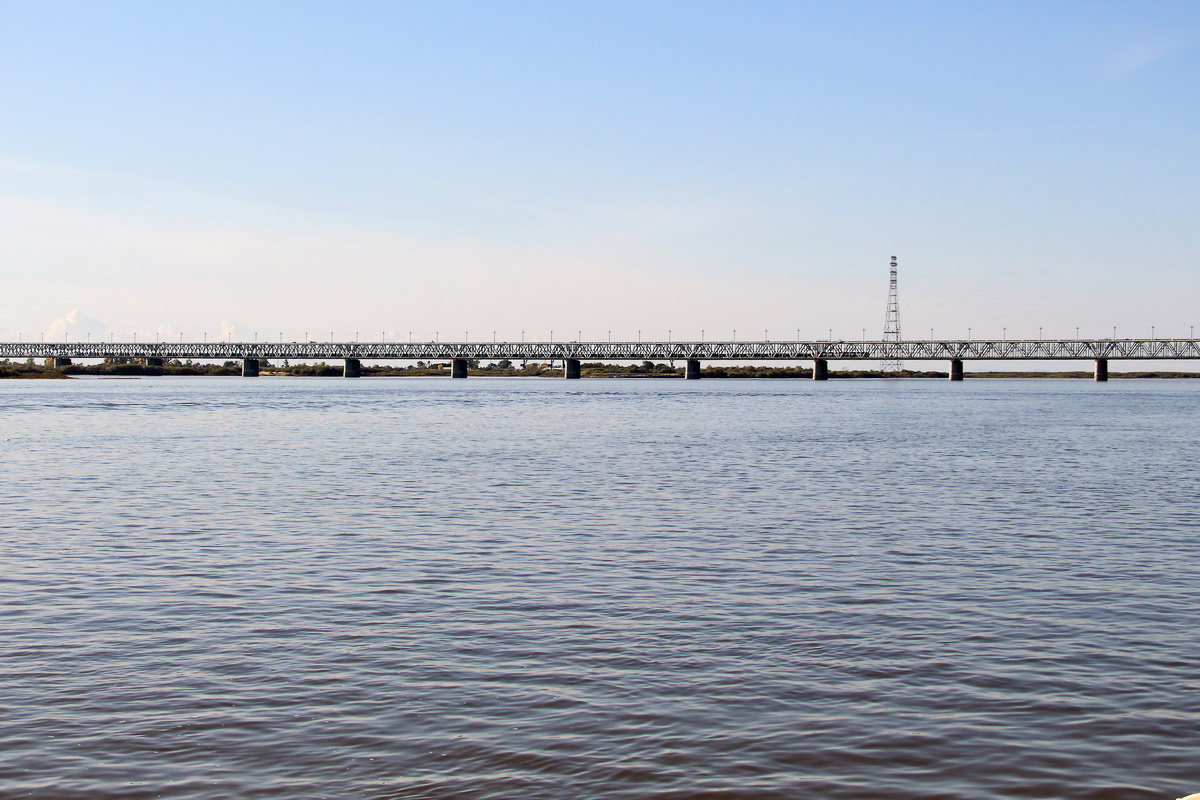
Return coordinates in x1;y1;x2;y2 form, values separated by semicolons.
4;339;1200;361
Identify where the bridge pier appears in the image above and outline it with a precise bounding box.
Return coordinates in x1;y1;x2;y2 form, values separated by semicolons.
344;358;361;378
451;358;468;379
145;357;163;369
812;359;829;380
949;359;964;381
1095;358;1108;382
51;357;72;368
564;358;581;379
685;359;701;379
241;358;259;377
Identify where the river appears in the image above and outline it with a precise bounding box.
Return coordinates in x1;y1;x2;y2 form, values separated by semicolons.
2;376;1197;799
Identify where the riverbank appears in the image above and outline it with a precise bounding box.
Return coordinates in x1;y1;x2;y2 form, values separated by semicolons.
5;361;1200;379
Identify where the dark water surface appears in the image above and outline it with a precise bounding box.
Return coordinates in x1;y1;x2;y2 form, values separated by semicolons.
2;377;1198;799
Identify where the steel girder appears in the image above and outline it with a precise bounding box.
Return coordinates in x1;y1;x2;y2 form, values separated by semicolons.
3;340;1199;362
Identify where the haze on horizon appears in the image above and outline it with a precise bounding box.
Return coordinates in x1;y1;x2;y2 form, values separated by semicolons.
1;1;1197;347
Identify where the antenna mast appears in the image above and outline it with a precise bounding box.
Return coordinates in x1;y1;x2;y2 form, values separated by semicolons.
882;255;902;373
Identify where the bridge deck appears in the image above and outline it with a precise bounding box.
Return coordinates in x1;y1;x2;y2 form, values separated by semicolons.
2;339;1199;361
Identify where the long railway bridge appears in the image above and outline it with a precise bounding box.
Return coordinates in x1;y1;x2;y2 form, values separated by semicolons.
5;339;1200;381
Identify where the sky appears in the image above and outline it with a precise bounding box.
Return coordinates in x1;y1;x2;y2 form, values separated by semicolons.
1;0;1197;346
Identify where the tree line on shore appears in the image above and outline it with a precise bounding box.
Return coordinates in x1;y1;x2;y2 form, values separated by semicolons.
3;358;1200;379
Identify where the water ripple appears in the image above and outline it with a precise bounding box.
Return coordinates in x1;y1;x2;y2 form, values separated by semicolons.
1;378;1198;798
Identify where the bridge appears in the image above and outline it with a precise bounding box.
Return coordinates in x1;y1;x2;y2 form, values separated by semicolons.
5;338;1199;381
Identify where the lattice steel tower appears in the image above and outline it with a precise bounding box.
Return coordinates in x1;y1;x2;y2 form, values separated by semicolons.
881;255;902;373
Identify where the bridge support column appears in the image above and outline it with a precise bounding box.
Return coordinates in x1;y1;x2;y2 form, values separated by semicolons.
685;358;701;379
451;358;468;379
241;358;259;377
145;357;163;369
1094;358;1108;382
949;359;963;381
344;358;361;378
564;358;581;379
812;359;828;380
51;357;72;368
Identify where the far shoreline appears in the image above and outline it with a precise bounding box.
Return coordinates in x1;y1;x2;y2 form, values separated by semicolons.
5;363;1200;381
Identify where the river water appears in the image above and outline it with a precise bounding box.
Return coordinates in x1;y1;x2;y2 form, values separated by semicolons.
1;377;1197;799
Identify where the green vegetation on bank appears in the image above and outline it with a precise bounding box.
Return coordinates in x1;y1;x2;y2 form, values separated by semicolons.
960;370;1200;379
0;361;71;378
4;358;1200;379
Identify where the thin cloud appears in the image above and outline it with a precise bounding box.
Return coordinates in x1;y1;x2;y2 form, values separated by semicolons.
45;310;108;341
0;156;117;180
219;321;252;341
1111;37;1191;76
938;130;1004;140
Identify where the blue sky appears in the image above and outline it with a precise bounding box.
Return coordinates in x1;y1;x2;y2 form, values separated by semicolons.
1;1;1197;345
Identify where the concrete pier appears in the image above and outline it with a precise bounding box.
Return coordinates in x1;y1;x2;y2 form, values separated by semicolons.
241;358;259;377
564;358;581;379
343;358;361;378
812;358;829;380
949;359;964;381
145;357;163;369
685;358;701;380
1095;358;1108;382
52;357;72;368
451;358;468;379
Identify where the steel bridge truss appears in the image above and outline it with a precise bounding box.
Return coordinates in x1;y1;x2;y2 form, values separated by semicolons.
4;339;1200;362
